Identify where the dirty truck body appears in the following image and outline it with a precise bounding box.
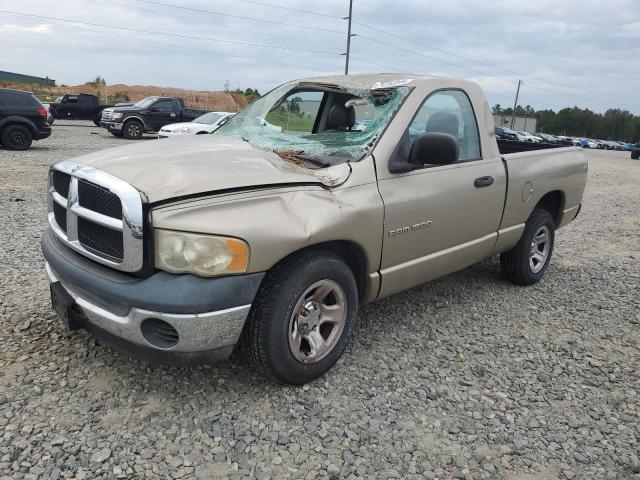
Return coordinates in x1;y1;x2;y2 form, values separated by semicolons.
42;74;587;384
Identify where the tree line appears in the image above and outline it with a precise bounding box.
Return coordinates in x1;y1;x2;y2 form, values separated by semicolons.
493;104;639;142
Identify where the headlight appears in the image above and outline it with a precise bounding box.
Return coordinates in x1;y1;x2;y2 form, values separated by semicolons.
175;127;193;133
112;112;124;119
154;229;249;277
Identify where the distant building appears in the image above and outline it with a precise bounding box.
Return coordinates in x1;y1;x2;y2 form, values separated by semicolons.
0;70;56;86
493;114;537;132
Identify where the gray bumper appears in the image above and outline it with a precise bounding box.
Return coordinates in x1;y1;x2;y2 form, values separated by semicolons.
101;121;122;130
42;231;264;362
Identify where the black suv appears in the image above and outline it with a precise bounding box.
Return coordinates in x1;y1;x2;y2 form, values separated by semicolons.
0;88;52;150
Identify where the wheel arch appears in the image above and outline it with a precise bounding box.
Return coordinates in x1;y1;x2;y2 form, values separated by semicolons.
122;116;147;130
267;240;370;304
0;116;38;136
534;190;565;227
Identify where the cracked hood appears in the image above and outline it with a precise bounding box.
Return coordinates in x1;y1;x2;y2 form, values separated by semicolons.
74;135;349;203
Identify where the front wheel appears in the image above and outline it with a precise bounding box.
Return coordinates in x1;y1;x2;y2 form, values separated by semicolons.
123;120;144;139
244;250;358;385
500;208;555;285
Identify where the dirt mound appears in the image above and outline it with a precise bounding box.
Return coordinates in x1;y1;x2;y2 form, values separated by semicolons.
0;81;250;111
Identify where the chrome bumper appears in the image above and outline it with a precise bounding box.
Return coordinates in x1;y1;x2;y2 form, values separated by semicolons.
45;261;251;354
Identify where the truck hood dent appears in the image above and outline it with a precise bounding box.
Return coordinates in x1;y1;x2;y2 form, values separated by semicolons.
74;136;348;203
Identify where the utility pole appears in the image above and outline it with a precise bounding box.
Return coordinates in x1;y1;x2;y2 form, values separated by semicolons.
510;79;521;129
343;0;354;75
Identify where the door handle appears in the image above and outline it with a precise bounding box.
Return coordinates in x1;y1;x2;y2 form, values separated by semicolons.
474;176;494;188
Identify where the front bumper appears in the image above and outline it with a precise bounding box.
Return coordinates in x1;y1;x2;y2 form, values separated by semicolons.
42;230;264;364
100;121;122;131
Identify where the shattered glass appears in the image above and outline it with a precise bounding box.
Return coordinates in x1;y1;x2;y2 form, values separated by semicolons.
214;81;411;167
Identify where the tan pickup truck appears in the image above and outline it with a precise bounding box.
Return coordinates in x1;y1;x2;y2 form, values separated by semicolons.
42;74;587;384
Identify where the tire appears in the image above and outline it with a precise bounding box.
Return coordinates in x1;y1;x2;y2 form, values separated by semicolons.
244;250;358;385
93;119;101;127
500;208;555;286
123;120;144;139
1;124;33;150
632;151;639;160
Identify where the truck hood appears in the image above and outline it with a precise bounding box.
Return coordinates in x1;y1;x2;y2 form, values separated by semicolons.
74;136;350;204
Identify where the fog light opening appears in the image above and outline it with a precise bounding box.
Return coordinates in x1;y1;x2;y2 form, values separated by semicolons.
140;318;179;349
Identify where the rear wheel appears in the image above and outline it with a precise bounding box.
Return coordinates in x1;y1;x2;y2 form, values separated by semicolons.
1;125;33;150
632;151;639;160
123;120;144;139
244;250;358;385
501;208;555;285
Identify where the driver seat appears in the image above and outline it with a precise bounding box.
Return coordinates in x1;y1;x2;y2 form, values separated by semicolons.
325;104;355;132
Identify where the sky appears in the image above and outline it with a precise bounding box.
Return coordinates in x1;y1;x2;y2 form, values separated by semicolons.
1;0;639;114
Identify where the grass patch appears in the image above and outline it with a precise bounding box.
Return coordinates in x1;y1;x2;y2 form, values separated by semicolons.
266;111;314;132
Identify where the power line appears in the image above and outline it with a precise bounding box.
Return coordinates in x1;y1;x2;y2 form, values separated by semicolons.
104;0;339;51
135;0;344;34
62;21;332;76
353;31;634;109
354;33;499;79
224;0;342;19
0;10;341;55
352;20;632;104
349;55;410;74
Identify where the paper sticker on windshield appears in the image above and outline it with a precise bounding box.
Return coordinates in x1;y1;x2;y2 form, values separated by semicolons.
371;79;413;90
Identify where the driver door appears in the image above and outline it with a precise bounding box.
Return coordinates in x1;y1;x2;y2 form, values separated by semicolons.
377;89;506;297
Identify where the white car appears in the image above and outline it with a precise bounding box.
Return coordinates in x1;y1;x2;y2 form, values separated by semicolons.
517;131;541;143
158;112;235;138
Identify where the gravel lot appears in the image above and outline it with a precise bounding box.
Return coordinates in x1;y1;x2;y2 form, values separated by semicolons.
1;121;638;480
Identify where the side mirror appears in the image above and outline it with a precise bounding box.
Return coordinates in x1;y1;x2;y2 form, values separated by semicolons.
408;132;459;166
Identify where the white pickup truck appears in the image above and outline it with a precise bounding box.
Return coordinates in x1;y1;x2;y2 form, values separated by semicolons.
42;74;587;384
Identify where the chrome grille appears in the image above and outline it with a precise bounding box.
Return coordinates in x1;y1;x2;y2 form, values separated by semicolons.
47;160;143;272
78;217;124;260
78;180;122;219
101;109;113;122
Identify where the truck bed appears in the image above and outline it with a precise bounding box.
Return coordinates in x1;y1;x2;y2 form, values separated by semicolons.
500;146;588;230
497;139;567;155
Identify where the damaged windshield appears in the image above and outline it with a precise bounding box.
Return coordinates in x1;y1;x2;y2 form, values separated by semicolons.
214;81;411;166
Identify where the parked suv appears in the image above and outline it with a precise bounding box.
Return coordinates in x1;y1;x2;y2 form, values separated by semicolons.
0;88;51;150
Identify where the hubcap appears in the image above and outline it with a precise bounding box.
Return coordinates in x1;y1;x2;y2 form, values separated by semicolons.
11;131;26;145
288;280;347;364
128;124;140;136
529;225;550;273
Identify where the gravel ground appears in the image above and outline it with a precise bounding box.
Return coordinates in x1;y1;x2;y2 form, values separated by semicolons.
0;121;638;480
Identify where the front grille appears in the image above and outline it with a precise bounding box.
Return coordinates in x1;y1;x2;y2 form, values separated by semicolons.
78;180;122;219
78;217;124;260
52;170;70;198
53;202;67;233
48;161;143;272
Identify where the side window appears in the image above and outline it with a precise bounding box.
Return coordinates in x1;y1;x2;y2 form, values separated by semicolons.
66;96;78;104
265;91;323;133
154;100;174;112
408;90;481;162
